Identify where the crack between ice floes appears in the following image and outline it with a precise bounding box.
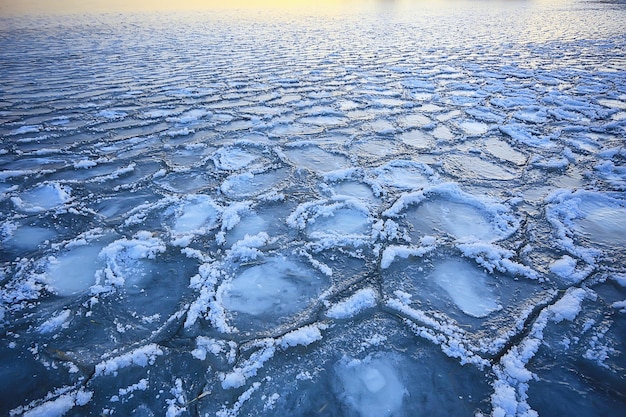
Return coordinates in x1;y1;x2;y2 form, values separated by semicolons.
147;308;188;345
489;289;564;364
490;264;602;365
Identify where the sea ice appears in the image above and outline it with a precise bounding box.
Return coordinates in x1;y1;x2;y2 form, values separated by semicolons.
457;119;490;136
3;226;56;251
483;137;527;165
405;198;504;242
306;207;371;238
94;343;164;376
546;189;626;253
269;123;323;137
326;180;377;203
326;288;378;319
366;119;397;135
550;255;579;282
442;154;517;180
398;113;432;128
384;184;518;243
298;114;348;127
155;171;215;193
44;243;106;296
169;195;220;240
213;146;260;171
432;124;455;141
165;145;214;168
221;211;270;247
3;3;626;417
350;139;401;159
221;168;290;199
11;183;71;213
397;129;433;149
430;259;501;318
95;232;166;291
333;354;406;417
92;192;161;223
37;309;71;334
97;109;127;119
9;125;42;135
573;203;626;247
282;146;351;173
287;197;374;246
372;160;437;190
219;257;327;328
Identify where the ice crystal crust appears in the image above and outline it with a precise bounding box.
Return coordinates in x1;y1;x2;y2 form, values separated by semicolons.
1;1;626;416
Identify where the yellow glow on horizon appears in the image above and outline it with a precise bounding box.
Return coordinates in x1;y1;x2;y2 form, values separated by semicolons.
0;0;374;16
2;0;533;17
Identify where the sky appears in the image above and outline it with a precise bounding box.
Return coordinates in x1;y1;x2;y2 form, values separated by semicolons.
0;0;390;15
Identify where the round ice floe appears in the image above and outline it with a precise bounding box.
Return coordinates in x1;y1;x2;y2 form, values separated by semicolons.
154;171;215;193
222;270;298;316
350;139;401;159
221;210;271;247
398;113;432;129
309;208;371;238
385;184;518;243
222;205;287;247
430;259;501;318
456;119;490;136
169;195;220;237
165;145;214;167
372;160;438;191
96;232;166;291
547;190;626;250
298;114;349;127
11;183;71;213
484;137;527;165
366;119;397;136
221;168;289;199
216;119;257;132
398;129;433;149
327;180;378;203
93;192;161;222
595;158;626;190
212;146;260;171
432;124;454;141
415;200;499;241
513;106;549;124
575;205;626;246
441;154;517;180
9;124;42;135
287;198;373;242
45;243;107;296
333;354;406;417
3;226;56;251
597;98;626;110
282;146;351;173
269;122;324;137
219;257;327;324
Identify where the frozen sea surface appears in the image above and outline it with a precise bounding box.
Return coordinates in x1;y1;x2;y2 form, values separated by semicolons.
1;1;626;416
